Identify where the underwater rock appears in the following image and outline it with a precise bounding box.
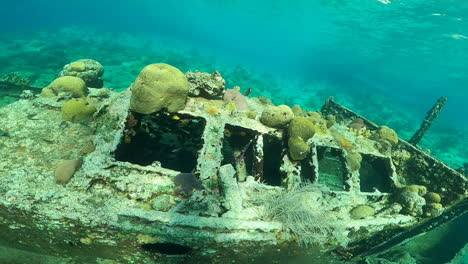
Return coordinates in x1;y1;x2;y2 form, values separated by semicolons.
186;70;225;98
19;90;35;100
130;63;189;114
55;159;82;185
41;76;88;98
59;59;104;88
61;98;97;121
260;105;294;128
223;88;248;110
350;205;375;219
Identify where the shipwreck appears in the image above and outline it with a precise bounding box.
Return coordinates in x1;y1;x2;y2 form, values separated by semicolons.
0;61;466;263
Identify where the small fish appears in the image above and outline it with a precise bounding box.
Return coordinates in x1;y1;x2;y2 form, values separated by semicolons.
0;129;10;137
27;113;39;120
41;138;54;144
244;87;252;96
172;115;181;120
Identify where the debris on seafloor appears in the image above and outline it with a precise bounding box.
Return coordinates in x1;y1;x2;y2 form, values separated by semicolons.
0;61;466;263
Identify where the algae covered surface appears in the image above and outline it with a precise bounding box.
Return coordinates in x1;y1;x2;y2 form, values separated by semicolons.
0;0;467;263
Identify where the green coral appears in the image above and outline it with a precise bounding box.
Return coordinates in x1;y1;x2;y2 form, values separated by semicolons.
424;192;441;203
288;117;316;141
288;136;310;161
350;205;375;219
41;76;88;98
306;111;329;136
291;104;303;116
260;105;294;128
401;185;427;196
61;98;97;121
130;63;189;114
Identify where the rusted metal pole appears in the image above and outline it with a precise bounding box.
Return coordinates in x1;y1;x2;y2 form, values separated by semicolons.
409;97;447;145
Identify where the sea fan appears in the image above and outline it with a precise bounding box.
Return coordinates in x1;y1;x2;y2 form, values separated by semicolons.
259;184;348;247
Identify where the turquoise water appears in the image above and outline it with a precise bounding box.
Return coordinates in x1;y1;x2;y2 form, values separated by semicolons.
0;0;467;263
1;0;467;168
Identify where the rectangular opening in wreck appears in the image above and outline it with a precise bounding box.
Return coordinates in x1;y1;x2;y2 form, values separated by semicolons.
262;135;283;186
316;146;347;191
359;154;392;193
300;151;316;184
114;112;206;173
221;125;257;182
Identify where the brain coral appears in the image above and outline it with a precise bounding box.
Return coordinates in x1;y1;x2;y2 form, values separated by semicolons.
61;98;97;121
41;76;88;98
130;63;189;114
260;105;294;128
373;126;398;145
288;117;316;141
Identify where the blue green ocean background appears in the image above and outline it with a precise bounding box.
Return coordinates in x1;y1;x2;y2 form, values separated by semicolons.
0;0;467;263
1;0;467;168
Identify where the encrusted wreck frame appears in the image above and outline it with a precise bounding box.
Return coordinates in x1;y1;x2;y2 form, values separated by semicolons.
0;89;466;262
